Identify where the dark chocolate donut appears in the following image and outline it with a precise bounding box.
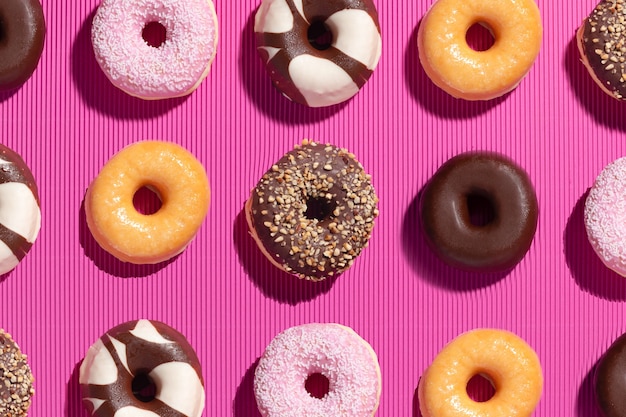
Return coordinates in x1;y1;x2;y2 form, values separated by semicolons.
577;0;626;100
596;332;626;417
0;329;34;416
246;140;379;281
0;0;46;90
254;0;382;107
79;319;205;417
419;152;538;273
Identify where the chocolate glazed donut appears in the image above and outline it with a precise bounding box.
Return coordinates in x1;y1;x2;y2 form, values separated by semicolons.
596;332;626;417
254;0;382;107
0;0;46;90
420;152;538;273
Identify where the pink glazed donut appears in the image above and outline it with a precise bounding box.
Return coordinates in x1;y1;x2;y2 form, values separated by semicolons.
91;0;219;100
585;156;626;276
254;323;381;417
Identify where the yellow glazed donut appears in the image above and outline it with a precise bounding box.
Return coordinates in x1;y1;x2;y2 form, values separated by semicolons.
418;329;543;417
417;0;542;100
85;141;210;264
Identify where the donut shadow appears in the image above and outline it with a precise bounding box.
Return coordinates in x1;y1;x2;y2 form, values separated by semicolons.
576;361;602;417
563;190;626;301
563;34;626;132
64;361;90;417
412;385;424;417
0;88;20;104
71;9;189;120
232;208;338;305
78;196;176;278
238;10;348;124
401;190;509;291
232;358;262;417
403;21;508;119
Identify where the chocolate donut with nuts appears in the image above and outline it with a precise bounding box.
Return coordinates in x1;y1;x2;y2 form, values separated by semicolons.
0;329;34;416
577;0;626;100
246;140;379;281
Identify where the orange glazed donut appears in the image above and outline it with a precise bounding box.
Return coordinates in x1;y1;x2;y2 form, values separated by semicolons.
417;0;542;100
85;141;210;264
418;329;543;417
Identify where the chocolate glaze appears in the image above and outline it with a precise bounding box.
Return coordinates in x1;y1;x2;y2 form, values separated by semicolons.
0;0;45;90
255;0;380;106
247;140;379;280
0;330;34;416
579;0;626;99
80;320;204;417
420;152;538;273
596;332;626;417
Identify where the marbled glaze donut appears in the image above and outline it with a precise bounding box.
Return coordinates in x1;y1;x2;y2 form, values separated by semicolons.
246;140;379;281
0;0;46;90
0;144;41;275
92;0;219;99
595;331;626;417
0;329;35;416
79;319;205;417
254;0;382;107
420;152;538;273
254;323;381;417
578;0;626;100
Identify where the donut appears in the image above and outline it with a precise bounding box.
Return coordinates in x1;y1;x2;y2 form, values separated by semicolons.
577;0;626;100
91;0;219;100
85;141;210;264
0;0;46;91
79;319;205;417
254;323;381;417
417;0;542;100
254;0;382;107
420;152;538;273
0;144;41;275
595;331;626;417
584;156;626;276
418;329;543;417
245;140;379;281
0;329;35;416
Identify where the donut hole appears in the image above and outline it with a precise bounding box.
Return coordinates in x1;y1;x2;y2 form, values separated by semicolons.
466;373;496;402
133;186;163;215
132;373;157;402
142;21;167;48
466;192;496;227
305;372;330;399
307;20;333;51
304;196;336;221
465;22;495;52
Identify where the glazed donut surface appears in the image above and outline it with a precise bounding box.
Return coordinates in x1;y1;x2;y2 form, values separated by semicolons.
417;0;542;100
595;331;626;417
0;329;34;416
85;141;210;264
0;0;46;90
418;329;543;417
254;0;382;107
79;319;205;417
420;152;538;272
254;323;381;417
92;0;218;99
246;140;379;280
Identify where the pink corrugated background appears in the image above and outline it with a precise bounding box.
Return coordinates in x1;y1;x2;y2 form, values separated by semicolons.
0;0;624;415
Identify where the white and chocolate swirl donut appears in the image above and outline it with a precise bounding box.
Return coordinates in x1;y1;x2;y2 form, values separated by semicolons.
254;0;382;107
0;144;40;275
79;320;205;417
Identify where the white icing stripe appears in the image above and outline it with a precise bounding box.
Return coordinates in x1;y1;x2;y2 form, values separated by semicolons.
130;320;174;344
151;362;206;417
257;46;282;63
326;9;382;70
114;406;160;417
254;0;294;33
109;336;130;375
84;398;106;414
0;182;40;243
292;0;307;22
0;241;19;275
288;55;360;107
79;339;118;385
0;157;10;164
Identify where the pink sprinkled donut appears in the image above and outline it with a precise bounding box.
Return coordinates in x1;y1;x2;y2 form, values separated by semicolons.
585;156;626;276
91;0;219;100
254;323;381;417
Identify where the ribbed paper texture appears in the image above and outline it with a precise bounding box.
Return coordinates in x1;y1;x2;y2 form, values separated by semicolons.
0;0;621;415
